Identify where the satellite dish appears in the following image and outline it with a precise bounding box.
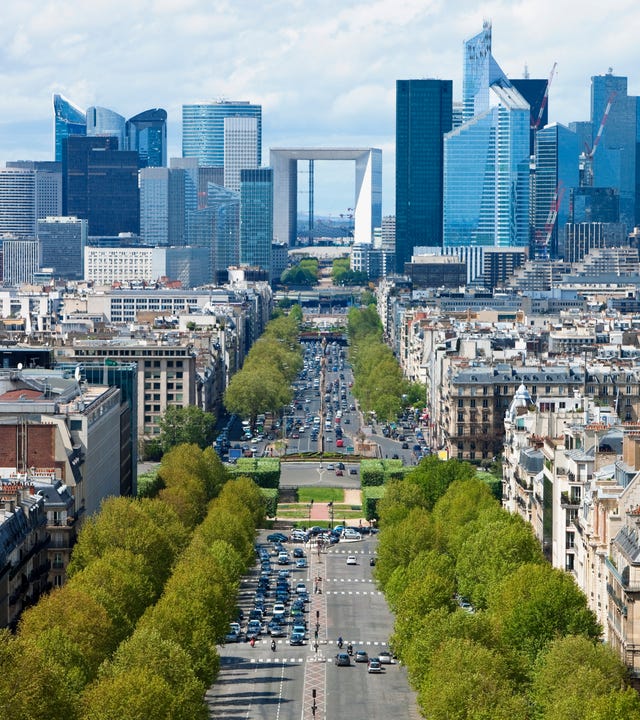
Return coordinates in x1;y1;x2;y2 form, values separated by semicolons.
17;363;23;371
74;366;81;382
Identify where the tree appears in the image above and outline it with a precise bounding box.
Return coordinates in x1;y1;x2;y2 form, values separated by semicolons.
531;635;631;720
158;405;216;453
417;637;529;720
456;512;545;609
488;562;602;663
360;289;376;306
404;456;476;511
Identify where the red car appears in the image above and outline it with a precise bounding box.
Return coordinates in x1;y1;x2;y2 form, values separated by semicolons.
335;468;344;476
336;439;344;447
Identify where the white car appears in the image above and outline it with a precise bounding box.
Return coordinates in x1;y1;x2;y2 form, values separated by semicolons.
342;529;362;541
346;555;357;565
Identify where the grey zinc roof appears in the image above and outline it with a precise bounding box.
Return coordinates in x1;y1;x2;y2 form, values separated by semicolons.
519;447;544;473
615;524;640;564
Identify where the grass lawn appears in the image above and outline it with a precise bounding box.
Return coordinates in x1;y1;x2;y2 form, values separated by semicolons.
297;487;345;503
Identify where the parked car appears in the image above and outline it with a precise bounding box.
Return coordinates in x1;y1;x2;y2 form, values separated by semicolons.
267;532;288;543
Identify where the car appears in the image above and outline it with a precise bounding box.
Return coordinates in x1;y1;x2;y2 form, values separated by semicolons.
355;650;369;663
336;462;345;470
369;556;376;566
292;623;307;636
295;582;307;594
268;621;287;638
335;464;344;471
377;651;393;664
277;568;291;579
401;442;409;449
224;630;241;643
296;557;308;568
349;467;358;475
267;532;288;543
326;464;335;471
289;632;305;646
272;603;286;619
367;658;383;673
335;652;350;666
344;417;350;424
246;620;262;638
346;555;357;566
343;529;362;540
392;453;399;460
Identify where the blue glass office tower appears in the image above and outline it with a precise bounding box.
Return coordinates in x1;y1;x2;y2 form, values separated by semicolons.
139;167;185;246
395;79;452;272
127;109;167;167
240;168;272;274
86;106;126;149
443;83;530;248
533;123;580;258
182;101;262;167
590;71;637;229
462;21;508;122
53;94;86;162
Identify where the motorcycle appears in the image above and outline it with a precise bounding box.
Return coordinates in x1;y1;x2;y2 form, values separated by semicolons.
250;636;255;648
347;644;353;656
337;637;343;649
271;639;276;652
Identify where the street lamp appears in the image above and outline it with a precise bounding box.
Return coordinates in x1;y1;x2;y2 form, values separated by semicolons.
328;501;334;529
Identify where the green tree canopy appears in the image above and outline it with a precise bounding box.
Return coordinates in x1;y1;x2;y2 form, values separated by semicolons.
158;405;216;453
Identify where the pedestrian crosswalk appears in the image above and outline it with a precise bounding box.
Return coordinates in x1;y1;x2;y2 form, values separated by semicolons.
325;590;383;595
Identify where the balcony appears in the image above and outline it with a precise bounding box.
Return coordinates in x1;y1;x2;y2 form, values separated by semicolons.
561;491;581;508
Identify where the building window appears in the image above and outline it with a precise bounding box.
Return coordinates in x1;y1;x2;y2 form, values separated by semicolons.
470;399;476;408
53;575;63;587
458;399;464;408
566;531;575;549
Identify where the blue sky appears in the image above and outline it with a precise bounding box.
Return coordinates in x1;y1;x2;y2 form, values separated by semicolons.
1;0;639;214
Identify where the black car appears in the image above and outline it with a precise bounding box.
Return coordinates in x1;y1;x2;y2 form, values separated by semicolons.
335;652;350;666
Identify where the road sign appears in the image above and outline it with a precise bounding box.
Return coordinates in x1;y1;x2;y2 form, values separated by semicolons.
346;446;354;453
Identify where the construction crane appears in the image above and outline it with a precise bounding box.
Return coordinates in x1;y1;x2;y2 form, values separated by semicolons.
580;90;617;186
535;181;565;258
532;61;557;130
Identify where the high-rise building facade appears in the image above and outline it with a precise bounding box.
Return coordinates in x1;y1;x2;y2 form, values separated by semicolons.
462;21;508;122
2;238;39;286
443;84;530;248
533;123;580;258
395;79;452;272
590;71;638;229
86;106;126;149
511;78;549;156
0;169;36;237
62;136;140;236
224;116;259;192
240;168;272;274
182;101;262;168
53;94;86;163
6;162;62;223
126;109;167;168
37;216;87;280
139;167;185;246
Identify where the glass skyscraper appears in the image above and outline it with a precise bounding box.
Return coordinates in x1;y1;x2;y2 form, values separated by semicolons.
240;168;272;274
395;79;452;272
590;71;638;229
443;84;530;248
53;94;86;163
86;106;126;149
224;116;259;192
462;21;508;122
37;216;87;280
126;109;167;168
182;101;262;167
533;123;580;258
139;167;185;246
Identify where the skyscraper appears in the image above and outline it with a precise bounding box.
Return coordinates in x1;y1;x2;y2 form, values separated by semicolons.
86;106;126;149
2;238;39;286
462;21;508;122
443;84;530;248
182;101;262;168
126;109;167;168
511;78;549;156
240;168;272;274
139;167;185;246
0;168;36;238
53;94;86;163
590;71;638;229
395;79;452;272
5;162;63;230
62;136;140;236
533;123;580;258
224;116;259;192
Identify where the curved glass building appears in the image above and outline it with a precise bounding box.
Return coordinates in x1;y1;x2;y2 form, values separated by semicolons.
127;109;167;167
86;106;126;149
53;94;86;162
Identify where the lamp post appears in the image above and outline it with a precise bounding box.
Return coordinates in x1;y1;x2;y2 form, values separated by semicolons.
328;500;334;530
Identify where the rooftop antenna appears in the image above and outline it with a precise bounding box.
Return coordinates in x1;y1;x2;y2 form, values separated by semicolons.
523;63;530;79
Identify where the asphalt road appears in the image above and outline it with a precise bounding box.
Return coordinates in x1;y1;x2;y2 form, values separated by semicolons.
207;532;419;719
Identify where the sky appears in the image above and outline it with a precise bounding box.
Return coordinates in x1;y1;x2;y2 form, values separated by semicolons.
1;0;640;215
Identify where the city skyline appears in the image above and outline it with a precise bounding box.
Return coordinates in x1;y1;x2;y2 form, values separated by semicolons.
2;0;640;214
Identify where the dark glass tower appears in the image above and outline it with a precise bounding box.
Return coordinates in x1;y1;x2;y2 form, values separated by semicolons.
126;109;167;167
53;94;86;163
240;168;272;275
62;136;140;236
511;78;549;156
395;79;452;273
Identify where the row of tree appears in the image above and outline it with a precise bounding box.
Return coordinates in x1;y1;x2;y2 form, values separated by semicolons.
347;305;424;421
224;310;304;429
331;257;368;286
0;445;265;719
375;458;640;719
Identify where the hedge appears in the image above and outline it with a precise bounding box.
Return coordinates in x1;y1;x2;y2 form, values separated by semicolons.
261;488;278;518
362;486;385;520
361;459;411;487
227;458;281;488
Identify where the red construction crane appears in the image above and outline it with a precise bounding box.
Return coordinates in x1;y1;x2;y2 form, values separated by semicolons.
532;61;557;130
580;90;617;186
535;181;565;257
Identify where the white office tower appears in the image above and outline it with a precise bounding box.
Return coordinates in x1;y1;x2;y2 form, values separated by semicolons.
224;116;259;192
